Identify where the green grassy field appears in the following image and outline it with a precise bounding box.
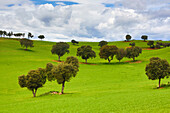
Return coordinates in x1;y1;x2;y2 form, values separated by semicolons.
0;38;170;113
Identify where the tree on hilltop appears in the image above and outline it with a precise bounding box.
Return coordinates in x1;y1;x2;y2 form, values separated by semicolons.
125;34;132;41
28;32;34;39
38;35;45;40
71;39;79;45
141;35;148;41
77;45;96;63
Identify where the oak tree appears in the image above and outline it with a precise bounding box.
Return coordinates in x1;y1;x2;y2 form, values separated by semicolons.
145;57;170;87
126;46;142;61
51;42;69;61
77;45;96;63
99;45;118;63
18;68;46;97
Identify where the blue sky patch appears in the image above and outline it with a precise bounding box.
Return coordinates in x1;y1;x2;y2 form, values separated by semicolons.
103;3;115;8
30;0;79;6
7;4;15;7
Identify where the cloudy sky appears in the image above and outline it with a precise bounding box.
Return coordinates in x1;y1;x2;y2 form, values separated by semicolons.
0;0;170;42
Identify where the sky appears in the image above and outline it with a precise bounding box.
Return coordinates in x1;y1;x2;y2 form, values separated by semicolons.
0;0;170;42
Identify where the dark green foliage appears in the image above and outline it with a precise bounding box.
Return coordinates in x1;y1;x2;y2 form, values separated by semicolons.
0;30;3;37
141;35;148;41
125;34;131;41
99;45;118;63
155;44;160;49
77;45;96;63
7;31;13;38
71;39;79;45
129;42;135;47
18;75;27;88
126;46;142;61
147;41;154;48
65;56;79;69
19;38;34;50
98;40;108;47
46;63;55;81
38;35;45;40
18;68;46;97
145;57;170;87
28;32;34;39
14;33;23;37
52;63;78;94
51;42;70;61
116;48;126;62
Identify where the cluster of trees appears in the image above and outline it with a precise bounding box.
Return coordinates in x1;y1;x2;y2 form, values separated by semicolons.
124;34;148;42
0;30;45;40
147;41;170;49
51;41;142;63
18;56;79;97
145;57;170;87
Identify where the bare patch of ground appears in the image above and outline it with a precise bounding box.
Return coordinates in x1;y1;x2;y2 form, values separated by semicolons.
142;48;159;50
52;60;96;65
124;60;142;64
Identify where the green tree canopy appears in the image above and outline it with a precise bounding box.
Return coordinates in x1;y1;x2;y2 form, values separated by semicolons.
98;40;108;47
141;35;148;41
116;48;126;62
52;63;79;94
38;35;45;40
126;46;142;61
145;57;170;87
19;38;34;50
28;32;34;39
129;42;135;47
99;45;118;63
65;56;79;69
46;63;55;81
125;34;132;41
77;45;96;63
147;41;154;48
71;39;79;45
51;42;70;61
18;68;46;97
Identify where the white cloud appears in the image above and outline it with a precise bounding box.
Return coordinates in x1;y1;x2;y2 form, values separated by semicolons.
0;0;170;42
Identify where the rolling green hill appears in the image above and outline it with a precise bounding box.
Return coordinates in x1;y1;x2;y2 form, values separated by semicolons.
0;38;170;113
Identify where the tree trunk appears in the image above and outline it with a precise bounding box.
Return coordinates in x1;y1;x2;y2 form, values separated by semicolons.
85;59;87;63
108;59;111;63
119;60;120;63
159;78;161;88
133;57;135;61
58;56;60;61
144;39;145;41
61;81;65;94
32;89;35;97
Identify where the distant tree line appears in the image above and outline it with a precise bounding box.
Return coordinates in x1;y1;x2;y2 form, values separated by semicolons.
0;30;45;41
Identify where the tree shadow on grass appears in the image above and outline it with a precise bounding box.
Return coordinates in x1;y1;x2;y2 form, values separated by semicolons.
98;62;129;65
153;83;170;89
38;91;74;97
16;48;35;52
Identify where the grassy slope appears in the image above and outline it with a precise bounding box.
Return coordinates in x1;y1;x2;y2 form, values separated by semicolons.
0;38;170;113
